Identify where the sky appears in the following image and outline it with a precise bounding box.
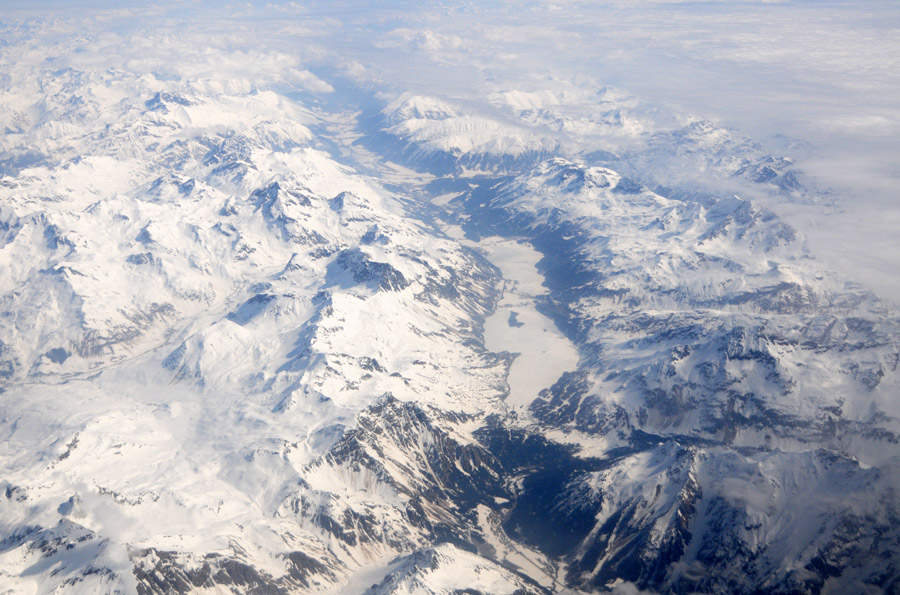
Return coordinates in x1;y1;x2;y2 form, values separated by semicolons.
2;0;899;300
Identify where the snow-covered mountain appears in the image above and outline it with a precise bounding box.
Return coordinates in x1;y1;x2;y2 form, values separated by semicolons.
369;94;562;175
0;10;898;595
0;62;513;593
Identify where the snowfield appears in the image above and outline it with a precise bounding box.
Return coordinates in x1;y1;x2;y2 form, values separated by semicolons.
0;4;898;595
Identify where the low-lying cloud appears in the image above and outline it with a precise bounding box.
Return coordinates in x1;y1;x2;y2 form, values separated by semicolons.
2;0;898;300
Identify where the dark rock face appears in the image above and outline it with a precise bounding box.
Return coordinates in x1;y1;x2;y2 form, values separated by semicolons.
227;293;278;325
0;520;124;592
735;156;802;193
531;370;629;435
283;396;509;549
613;176;643;194
131;548;334;595
247;182;328;245
331;248;409;291
145;92;193;111
250;182;312;211
126;252;157;266
563;444;701;590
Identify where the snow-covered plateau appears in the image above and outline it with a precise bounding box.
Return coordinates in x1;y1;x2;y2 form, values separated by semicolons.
0;6;898;595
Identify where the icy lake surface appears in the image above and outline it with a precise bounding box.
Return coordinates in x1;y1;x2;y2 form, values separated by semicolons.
478;237;580;410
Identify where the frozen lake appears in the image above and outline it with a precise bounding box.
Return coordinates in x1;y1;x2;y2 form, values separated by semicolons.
477;236;580;411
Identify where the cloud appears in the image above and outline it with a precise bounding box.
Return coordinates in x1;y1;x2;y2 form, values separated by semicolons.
2;0;898;300
376;28;465;53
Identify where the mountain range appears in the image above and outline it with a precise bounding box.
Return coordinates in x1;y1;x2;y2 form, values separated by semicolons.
0;18;898;595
